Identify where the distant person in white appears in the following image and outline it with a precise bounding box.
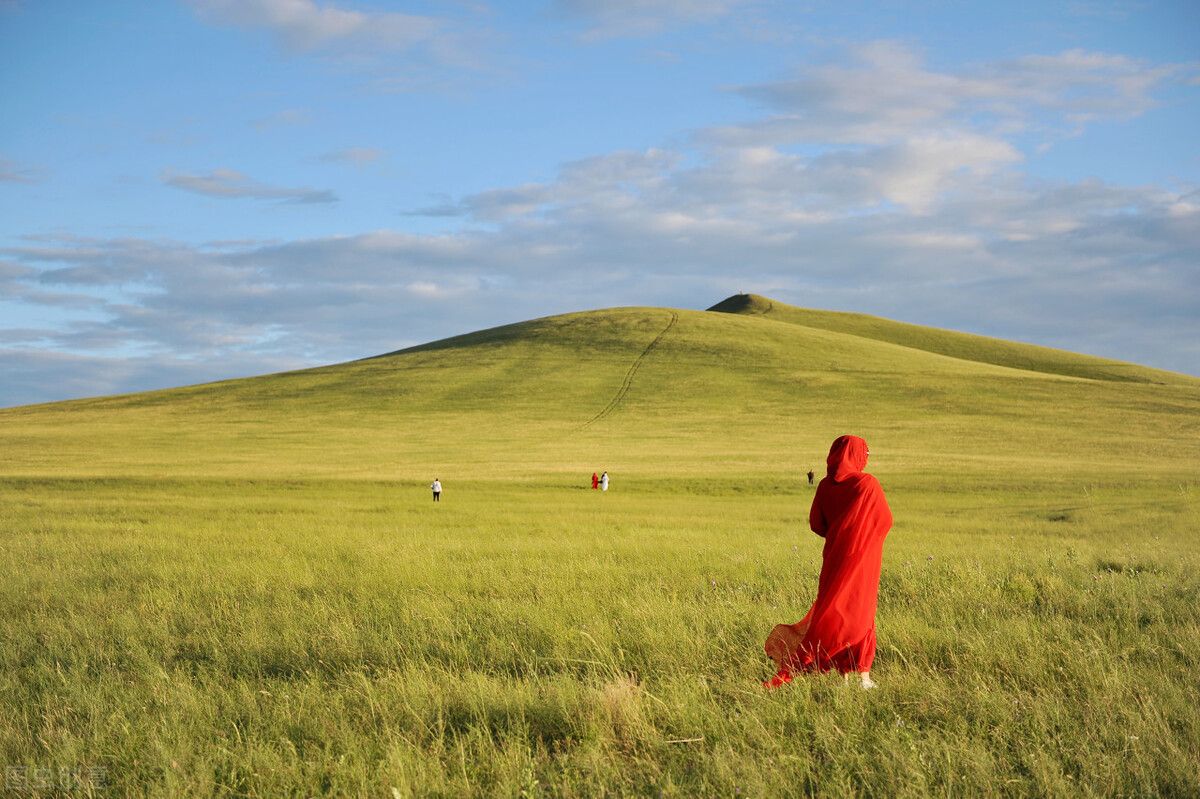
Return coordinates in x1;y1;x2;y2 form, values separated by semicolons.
600;471;609;492
431;479;442;502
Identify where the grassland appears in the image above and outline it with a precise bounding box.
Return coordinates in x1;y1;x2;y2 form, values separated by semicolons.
1;296;1198;797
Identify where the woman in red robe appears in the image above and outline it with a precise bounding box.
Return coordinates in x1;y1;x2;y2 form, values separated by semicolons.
764;435;893;690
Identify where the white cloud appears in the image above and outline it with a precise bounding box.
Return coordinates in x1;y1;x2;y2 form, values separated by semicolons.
0;348;310;408
188;0;440;53
813;133;1023;213
0;259;35;281
0;157;45;184
555;0;749;37
417;134;1019;221
252;108;312;131
186;0;491;78
723;41;1189;147
162;168;337;204
319;147;385;166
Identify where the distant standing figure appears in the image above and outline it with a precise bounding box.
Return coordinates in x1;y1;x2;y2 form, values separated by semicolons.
600;471;609;492
807;470;815;486
592;472;599;490
764;436;893;691
431;478;442;502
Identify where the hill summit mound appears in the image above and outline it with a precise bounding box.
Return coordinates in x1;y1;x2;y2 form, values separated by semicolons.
706;293;775;315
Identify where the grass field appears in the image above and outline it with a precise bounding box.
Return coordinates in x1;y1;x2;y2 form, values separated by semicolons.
2;296;1198;797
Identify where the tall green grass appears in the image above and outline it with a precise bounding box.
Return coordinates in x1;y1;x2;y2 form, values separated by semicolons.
2;479;1196;796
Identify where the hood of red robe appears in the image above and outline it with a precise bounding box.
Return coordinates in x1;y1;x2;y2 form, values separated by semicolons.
826;435;868;482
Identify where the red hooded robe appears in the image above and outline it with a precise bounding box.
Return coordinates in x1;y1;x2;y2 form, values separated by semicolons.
765;435;893;676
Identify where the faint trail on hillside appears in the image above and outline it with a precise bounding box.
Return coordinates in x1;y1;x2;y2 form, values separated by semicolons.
583;312;678;428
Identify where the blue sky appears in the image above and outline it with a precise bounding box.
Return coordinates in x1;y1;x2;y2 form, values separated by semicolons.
1;0;1198;407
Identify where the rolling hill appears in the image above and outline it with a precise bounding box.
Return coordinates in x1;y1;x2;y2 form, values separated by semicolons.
0;295;1197;481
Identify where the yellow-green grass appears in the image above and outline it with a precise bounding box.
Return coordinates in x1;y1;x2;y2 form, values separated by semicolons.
709;293;1195;385
1;298;1198;797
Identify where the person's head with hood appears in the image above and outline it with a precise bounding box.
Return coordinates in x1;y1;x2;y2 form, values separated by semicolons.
825;435;869;482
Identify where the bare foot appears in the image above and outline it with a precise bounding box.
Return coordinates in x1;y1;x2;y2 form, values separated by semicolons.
860;674;877;690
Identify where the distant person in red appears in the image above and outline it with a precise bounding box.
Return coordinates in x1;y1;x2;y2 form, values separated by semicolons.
764;435;893;690
591;472;599;490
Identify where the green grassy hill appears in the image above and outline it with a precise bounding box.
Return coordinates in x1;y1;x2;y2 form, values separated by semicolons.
1;297;1196;480
2;297;1198;797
